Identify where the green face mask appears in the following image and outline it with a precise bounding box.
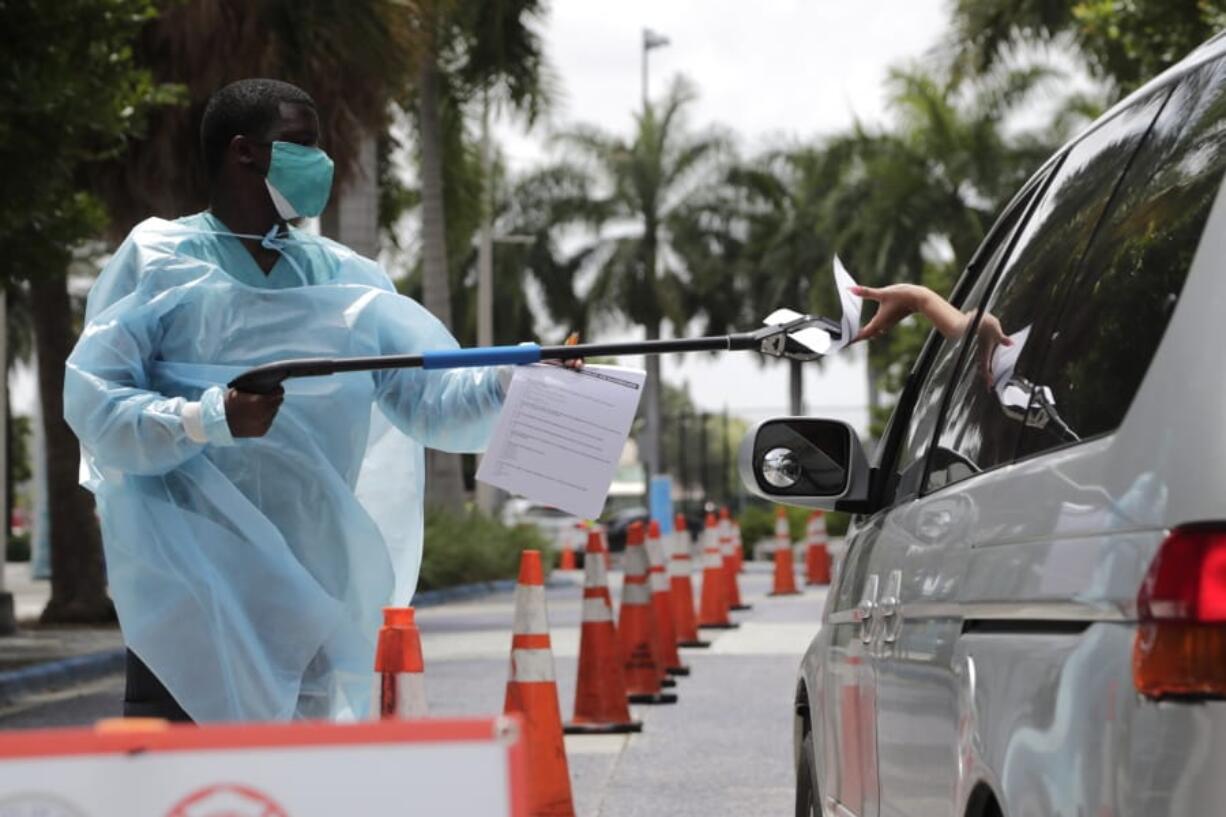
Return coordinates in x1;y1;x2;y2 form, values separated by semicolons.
264;141;334;219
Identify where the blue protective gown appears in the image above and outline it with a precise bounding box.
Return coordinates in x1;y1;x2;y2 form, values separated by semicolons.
65;213;505;723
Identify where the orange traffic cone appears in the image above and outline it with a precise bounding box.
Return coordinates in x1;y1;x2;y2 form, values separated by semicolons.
804;511;832;586
732;519;746;575
559;523;579;571
670;513;710;648
720;508;752;611
647;520;689;677
619;521;678;704
698;513;738;629
769;506;802;596
597;524;611;571
503;551;576;817
565;531;642;734
373;607;427;719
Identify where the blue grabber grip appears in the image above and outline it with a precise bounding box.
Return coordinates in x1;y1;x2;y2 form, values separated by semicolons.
421;343;542;370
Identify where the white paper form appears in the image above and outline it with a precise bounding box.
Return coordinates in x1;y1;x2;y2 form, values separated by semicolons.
762;255;864;354
476;363;646;520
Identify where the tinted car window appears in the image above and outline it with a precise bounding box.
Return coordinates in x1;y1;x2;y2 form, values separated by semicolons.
892;198;1033;499
1016;58;1226;455
925;92;1168;492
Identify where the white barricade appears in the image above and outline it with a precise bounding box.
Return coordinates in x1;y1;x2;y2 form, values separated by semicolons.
0;716;525;816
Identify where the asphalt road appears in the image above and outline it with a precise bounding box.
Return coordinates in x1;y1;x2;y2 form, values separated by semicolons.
0;564;826;816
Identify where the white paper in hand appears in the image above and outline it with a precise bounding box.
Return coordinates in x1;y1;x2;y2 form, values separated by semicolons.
831;254;862;352
476;363;646;520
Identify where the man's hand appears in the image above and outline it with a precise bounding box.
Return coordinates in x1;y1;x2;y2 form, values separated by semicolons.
545;332;585;370
225;387;283;438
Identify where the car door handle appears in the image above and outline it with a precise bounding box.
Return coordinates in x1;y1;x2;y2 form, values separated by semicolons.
878;595;900;643
854;599;876;643
878;569;904;644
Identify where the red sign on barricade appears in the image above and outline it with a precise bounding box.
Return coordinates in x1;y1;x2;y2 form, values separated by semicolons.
0;717;526;817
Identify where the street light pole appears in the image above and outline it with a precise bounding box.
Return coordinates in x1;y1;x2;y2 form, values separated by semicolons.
641;28;671;112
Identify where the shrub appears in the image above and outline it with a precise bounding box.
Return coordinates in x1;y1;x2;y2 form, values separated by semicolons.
736;501;849;556
419;507;551;592
6;532;29;562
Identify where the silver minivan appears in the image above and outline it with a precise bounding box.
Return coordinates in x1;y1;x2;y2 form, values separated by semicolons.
740;35;1226;817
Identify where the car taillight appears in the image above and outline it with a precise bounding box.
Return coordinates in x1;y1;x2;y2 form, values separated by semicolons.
1134;525;1226;698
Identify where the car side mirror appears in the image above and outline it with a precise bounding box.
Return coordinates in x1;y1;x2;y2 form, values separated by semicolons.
738;417;871;510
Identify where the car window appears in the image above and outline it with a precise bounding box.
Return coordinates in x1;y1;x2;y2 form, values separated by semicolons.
891;196;1034;500
1016;58;1226;456
924;91;1169;493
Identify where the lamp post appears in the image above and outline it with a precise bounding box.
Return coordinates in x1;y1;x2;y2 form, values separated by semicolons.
642;28;670;111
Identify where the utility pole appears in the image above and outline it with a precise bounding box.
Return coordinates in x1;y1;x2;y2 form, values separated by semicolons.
697;411;708;508
475;88;496;515
722;406;731;507
677;411;688;515
641;28;670;111
640;27;669;480
0;290;13;634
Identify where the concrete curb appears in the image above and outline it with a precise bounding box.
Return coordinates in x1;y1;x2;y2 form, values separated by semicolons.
0;574;571;704
0;648;126;706
413;574;568;607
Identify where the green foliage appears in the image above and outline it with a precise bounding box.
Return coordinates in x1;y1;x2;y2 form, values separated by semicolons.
950;0;1226;96
736;502;849;556
9;414;31;488
419;506;550;591
0;0;176;281
6;531;29;562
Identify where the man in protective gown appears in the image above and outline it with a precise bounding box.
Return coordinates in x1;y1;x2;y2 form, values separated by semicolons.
65;79;507;723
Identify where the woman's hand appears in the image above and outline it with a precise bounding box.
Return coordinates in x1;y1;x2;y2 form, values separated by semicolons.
850;284;931;342
851;284;975;342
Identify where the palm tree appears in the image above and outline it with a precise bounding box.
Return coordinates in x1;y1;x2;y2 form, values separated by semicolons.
947;0;1223;95
691;144;857;414
406;0;550;509
551;76;729;476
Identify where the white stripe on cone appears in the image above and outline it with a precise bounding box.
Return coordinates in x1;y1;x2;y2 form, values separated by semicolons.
584;554;609;588
510;648;557;682
622;583;652;605
582;597;614;623
669;532;692;577
374;672;428;718
513;585;549;634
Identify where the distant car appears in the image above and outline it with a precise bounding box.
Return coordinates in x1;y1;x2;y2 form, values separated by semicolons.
500;500;579;548
741;35;1226;817
602;506;649;553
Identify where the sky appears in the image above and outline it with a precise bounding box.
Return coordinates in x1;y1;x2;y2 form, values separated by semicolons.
491;0;951;431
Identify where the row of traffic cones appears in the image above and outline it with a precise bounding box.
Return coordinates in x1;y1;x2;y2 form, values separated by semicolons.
370;506;828;817
769;507;834;595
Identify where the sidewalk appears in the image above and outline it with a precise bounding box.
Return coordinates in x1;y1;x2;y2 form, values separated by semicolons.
0;562;124;701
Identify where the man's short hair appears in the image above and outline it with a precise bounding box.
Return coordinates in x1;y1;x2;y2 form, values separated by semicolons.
200;79;316;179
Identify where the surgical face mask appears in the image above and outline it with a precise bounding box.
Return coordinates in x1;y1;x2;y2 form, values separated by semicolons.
264;141;334;220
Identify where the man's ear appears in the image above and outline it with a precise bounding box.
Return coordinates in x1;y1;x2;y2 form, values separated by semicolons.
230;134;260;172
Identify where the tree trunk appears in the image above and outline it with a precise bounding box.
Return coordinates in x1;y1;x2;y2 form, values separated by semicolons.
642;319;662;477
788;359;804;416
321;129;380;259
416;53;465;510
31;274;113;623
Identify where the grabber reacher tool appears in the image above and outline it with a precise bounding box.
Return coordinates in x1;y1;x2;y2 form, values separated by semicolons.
227;313;842;395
